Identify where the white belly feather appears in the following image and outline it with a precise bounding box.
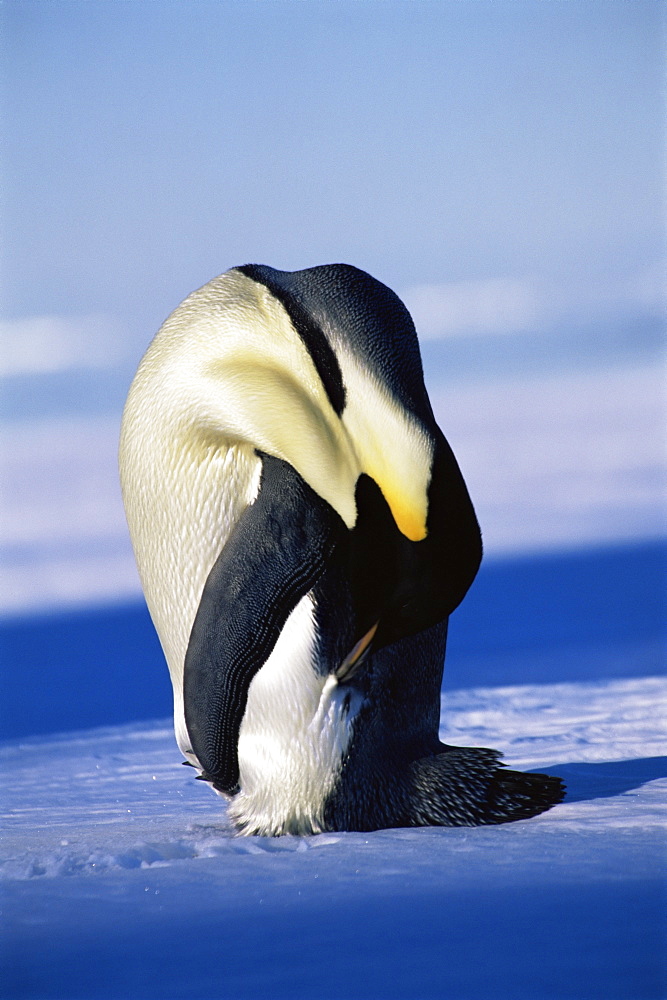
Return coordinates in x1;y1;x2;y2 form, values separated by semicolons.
229;593;362;836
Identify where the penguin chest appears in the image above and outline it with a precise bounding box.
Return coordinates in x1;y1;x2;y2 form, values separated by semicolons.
228;593;362;836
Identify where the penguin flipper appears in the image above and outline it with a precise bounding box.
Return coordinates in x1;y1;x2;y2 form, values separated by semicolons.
184;453;344;794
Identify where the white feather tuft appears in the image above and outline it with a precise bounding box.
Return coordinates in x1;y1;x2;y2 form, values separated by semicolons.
229;593;362;836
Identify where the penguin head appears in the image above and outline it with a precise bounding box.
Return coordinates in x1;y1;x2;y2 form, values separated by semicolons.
236;264;481;656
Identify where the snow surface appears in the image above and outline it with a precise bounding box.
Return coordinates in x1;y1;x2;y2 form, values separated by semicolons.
2;677;665;1000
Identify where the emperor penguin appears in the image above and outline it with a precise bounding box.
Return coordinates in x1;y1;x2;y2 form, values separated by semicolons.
119;263;564;835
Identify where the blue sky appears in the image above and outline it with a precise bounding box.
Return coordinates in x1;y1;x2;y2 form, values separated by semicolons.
3;1;662;332
1;0;664;614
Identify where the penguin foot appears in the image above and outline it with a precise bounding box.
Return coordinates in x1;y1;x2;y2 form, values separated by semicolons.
407;746;565;827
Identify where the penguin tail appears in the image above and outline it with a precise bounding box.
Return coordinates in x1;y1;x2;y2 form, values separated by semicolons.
406;746;565;827
484;766;566;823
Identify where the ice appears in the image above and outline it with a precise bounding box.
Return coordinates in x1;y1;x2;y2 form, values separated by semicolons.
2;677;665;999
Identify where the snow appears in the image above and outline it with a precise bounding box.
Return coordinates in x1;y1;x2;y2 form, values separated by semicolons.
2;677;665;999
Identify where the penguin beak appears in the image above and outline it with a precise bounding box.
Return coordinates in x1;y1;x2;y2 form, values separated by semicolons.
336;621;379;683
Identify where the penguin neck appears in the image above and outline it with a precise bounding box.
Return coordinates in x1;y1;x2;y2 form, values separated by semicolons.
229;592;362;836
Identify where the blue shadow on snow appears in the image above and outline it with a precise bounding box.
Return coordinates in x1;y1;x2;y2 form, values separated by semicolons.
532;756;667;803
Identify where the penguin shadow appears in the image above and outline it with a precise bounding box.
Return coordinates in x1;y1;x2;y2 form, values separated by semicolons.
531;756;667;803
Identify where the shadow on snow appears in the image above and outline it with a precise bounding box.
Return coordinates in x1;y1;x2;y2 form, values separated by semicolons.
532;756;667;803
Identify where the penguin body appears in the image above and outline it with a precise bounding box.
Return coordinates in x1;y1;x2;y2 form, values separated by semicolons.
120;263;564;835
